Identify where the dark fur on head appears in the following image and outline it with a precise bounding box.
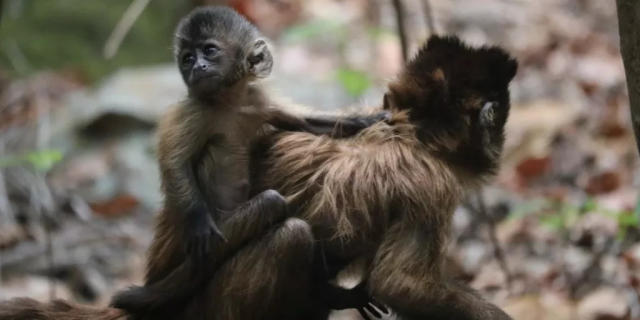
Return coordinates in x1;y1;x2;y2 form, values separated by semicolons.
385;35;517;176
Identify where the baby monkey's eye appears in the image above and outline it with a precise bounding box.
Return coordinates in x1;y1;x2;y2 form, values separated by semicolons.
203;44;219;56
182;53;195;65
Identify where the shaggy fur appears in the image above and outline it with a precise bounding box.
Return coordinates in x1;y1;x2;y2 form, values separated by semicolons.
0;35;517;320
109;35;517;320
253;35;517;320
112;6;385;319
0;298;125;320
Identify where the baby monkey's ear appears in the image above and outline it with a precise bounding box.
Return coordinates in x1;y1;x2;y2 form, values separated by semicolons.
246;39;273;78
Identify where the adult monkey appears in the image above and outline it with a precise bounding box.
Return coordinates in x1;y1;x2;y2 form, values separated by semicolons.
113;35;517;320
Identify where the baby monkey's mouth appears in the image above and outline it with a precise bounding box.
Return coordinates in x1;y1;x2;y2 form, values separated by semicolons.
191;71;220;84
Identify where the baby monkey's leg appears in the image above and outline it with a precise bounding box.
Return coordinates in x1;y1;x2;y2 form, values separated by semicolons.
110;190;290;317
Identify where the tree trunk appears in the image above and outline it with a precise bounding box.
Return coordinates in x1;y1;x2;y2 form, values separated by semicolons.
617;0;640;154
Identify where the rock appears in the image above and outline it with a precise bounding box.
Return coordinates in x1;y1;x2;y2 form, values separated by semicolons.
570;213;618;248
502;293;575;320
455;240;490;275
577;287;630;320
69;65;184;125
0;276;73;301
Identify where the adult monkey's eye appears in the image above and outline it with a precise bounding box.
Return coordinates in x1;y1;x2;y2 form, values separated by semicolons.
182;53;195;65
203;44;219;56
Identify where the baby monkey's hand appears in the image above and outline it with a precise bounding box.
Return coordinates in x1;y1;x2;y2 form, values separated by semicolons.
184;205;225;264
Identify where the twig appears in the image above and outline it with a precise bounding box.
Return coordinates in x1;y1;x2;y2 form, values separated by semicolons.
421;0;437;35
470;191;513;291
0;232;132;270
103;0;151;59
0;0;5;25
2;40;30;73
391;0;409;63
45;221;56;300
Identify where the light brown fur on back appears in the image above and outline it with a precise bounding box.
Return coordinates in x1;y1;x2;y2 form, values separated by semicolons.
261;110;462;252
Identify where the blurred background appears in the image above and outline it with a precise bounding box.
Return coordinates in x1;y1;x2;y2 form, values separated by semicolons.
0;0;637;319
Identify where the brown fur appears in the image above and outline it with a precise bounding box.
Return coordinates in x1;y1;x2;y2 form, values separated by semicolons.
114;35;517;320
145;84;278;284
0;298;126;320
248;35;517;320
112;7;386;319
0;35;515;320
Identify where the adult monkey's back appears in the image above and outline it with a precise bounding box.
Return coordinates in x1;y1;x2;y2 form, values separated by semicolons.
116;36;517;320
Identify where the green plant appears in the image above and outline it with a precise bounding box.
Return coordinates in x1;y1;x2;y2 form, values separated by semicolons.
0;149;63;172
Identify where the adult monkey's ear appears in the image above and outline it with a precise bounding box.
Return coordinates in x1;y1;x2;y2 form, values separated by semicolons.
246;39;273;78
383;92;396;110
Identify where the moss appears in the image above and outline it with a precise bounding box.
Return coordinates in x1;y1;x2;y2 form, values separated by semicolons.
0;0;191;81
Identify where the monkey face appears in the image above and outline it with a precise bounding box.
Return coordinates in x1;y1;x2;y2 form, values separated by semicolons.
177;41;228;92
385;35;517;155
174;6;273;99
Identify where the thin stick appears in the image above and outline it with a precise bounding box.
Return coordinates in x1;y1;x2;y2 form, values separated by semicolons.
473;191;513;291
391;0;409;63
45;222;56;300
0;0;5;25
103;0;151;59
421;0;437;35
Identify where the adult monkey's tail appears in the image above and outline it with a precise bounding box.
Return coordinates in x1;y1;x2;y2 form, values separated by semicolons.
0;298;126;320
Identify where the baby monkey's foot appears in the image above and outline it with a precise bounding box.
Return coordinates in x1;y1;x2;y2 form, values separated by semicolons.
350;282;390;320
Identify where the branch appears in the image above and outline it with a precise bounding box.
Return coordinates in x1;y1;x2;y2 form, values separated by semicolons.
391;0;409;63
616;0;640;154
469;191;513;291
103;0;151;59
421;0;437;35
0;0;5;25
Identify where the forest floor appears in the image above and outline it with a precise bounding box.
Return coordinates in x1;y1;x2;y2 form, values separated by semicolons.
0;0;638;319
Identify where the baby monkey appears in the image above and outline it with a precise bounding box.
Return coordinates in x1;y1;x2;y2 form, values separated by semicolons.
165;5;384;264
113;6;387;319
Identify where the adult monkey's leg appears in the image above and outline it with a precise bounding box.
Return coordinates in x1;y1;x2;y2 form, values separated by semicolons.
368;220;512;320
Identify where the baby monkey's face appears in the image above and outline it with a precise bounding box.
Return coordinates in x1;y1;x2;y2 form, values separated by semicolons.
174;7;273;99
177;38;230;91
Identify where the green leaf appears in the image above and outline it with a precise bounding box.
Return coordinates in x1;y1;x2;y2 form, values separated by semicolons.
581;197;597;212
507;198;549;220
336;69;371;97
25;149;63;171
0;149;63;171
540;214;564;231
618;210;639;228
282;19;342;43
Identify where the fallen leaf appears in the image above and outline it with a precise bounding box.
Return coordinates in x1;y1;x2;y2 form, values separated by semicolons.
90;194;139;217
516;156;551;185
585;171;621;195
